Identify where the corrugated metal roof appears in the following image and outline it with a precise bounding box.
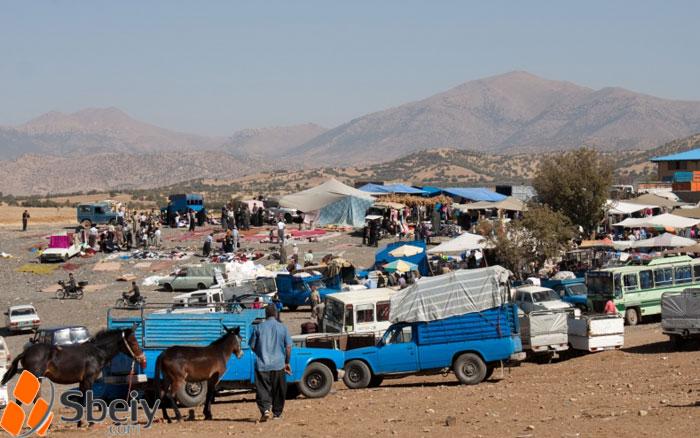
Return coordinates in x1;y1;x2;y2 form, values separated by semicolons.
651;148;700;162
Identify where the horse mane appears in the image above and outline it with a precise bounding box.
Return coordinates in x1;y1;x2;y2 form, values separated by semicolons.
92;328;126;346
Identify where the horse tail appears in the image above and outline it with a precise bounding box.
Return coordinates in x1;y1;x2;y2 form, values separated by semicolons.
153;353;163;398
2;351;25;385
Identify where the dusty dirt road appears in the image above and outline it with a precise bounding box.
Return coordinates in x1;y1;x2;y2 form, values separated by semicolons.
2;218;700;437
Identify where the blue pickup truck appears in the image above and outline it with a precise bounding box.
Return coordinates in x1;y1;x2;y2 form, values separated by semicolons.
77;202;118;227
342;304;523;389
541;278;589;312
96;307;344;405
276;273;342;311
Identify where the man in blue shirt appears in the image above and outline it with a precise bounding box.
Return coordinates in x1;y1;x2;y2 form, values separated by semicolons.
249;304;292;421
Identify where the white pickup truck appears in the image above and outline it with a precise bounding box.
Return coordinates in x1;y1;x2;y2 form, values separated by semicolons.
292;288;397;350
567;314;624;353
661;288;700;347
40;235;82;263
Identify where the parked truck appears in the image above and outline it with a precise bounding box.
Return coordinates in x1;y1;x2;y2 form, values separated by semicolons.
77;202;118;227
661;288;700;347
95;306;345;405
517;309;570;362
275;273;342;310
541;278;589;312
342;304;523;389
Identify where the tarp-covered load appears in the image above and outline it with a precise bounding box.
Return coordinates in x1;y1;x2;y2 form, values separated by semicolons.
389;266;511;323
661;289;700;330
317;194;374;228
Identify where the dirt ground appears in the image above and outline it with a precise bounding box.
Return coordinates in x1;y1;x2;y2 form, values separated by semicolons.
2;215;700;437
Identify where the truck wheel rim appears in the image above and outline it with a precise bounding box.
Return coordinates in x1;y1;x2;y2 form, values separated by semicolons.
463;363;476;376
306;372;323;389
186;382;202;396
348;367;361;382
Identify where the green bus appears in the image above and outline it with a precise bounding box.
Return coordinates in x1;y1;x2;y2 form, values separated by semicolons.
586;255;700;325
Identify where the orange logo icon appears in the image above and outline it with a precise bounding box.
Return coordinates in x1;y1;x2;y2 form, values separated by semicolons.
1;371;54;437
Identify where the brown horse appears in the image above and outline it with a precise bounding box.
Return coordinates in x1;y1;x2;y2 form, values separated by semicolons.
2;326;145;421
154;325;243;422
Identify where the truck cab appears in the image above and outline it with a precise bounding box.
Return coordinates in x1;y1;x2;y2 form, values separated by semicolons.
541;278;589;311
512;286;574;313
276;273;342;310
77;202;118;228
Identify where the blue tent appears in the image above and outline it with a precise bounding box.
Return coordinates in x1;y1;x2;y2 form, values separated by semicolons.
359;183;426;195
317;195;374;228
441;188;507;202
374;240;429;276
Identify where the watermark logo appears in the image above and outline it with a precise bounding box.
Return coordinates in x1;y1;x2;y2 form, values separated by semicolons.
0;370;55;437
1;370;160;436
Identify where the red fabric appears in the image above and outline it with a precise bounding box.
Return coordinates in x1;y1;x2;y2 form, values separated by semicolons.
60;263;81;271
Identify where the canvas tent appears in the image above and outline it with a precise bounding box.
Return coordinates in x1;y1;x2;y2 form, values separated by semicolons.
457;197;528;212
626;193;685;208
279;179;375;227
612;213;700;229
441;188;507;202
606;200;655;215
389;266;510;323
427;232;488;253
631;233;696;248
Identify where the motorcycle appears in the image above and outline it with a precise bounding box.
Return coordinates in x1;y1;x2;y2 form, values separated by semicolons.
115;292;146;308
56;280;86;300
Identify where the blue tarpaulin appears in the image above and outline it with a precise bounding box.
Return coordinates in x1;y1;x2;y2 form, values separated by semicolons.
359;183;426;195
317;195;374;228
441;188;507;202
374;240;429;276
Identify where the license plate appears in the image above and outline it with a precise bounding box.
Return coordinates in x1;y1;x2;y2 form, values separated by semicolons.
19;321;30;326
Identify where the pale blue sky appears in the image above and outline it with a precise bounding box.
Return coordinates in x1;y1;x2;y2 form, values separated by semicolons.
1;1;699;135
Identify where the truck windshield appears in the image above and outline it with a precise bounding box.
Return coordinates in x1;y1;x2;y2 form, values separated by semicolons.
587;274;613;297
325;298;344;327
71;327;89;343
567;284;587;296
532;290;560;302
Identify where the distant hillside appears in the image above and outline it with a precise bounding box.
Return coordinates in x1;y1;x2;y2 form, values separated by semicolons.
0;151;270;195
221;123;327;157
287;71;700;165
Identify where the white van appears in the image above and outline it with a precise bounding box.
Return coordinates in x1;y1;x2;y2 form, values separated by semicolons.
323;288;396;335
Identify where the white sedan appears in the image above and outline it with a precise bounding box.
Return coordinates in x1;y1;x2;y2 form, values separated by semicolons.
4;305;41;332
512;286;574;313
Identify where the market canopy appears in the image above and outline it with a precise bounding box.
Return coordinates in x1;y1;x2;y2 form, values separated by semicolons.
612;213;700;229
442;187;507;202
457;197;527;212
626;193;685;208
389;245;424;257
662;243;700;255
606;200;655;215
279;178;374;212
631;233;697;248
383;260;418;273
427;232;489;253
358;183;426;195
672;208;700;219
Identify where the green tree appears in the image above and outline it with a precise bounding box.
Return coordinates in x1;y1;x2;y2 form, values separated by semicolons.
533;147;614;237
520;203;574;267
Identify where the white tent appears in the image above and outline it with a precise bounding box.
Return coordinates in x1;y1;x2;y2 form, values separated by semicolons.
613;213;700;229
279;178;374;212
606;200;655;215
631;233;697;248
427;232;489;253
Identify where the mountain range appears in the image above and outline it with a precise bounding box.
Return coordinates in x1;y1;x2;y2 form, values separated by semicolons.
2;71;700;194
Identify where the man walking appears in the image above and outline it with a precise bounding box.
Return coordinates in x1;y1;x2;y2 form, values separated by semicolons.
22;210;30;231
249;304;292;422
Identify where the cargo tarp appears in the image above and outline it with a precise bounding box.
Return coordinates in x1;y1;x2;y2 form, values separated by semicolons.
661;289;700;329
389;266;510;323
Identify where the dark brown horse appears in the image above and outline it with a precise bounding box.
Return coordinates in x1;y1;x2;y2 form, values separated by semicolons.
2;326;145;410
154;325;243;422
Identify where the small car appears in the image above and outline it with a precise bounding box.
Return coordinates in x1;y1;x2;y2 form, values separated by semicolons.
40;235;82;263
4;305;41;332
512;286;574;313
24;325;90;350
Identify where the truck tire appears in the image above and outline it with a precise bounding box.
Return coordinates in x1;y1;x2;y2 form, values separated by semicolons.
624;308;639;326
197;283;206;290
483;366;496;381
368;375;384;388
82;219;92;228
343;360;372;389
163;283;173;292
298;362;333;398
287;304;298;311
454;353;487;385
285;383;300;400
176;381;207;407
575;303;588;313
670;334;685;349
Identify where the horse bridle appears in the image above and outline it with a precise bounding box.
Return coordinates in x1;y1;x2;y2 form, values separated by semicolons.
122;331;146;363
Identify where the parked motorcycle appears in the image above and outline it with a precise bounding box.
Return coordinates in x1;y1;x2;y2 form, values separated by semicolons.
56;280;86;300
115;292;146;308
